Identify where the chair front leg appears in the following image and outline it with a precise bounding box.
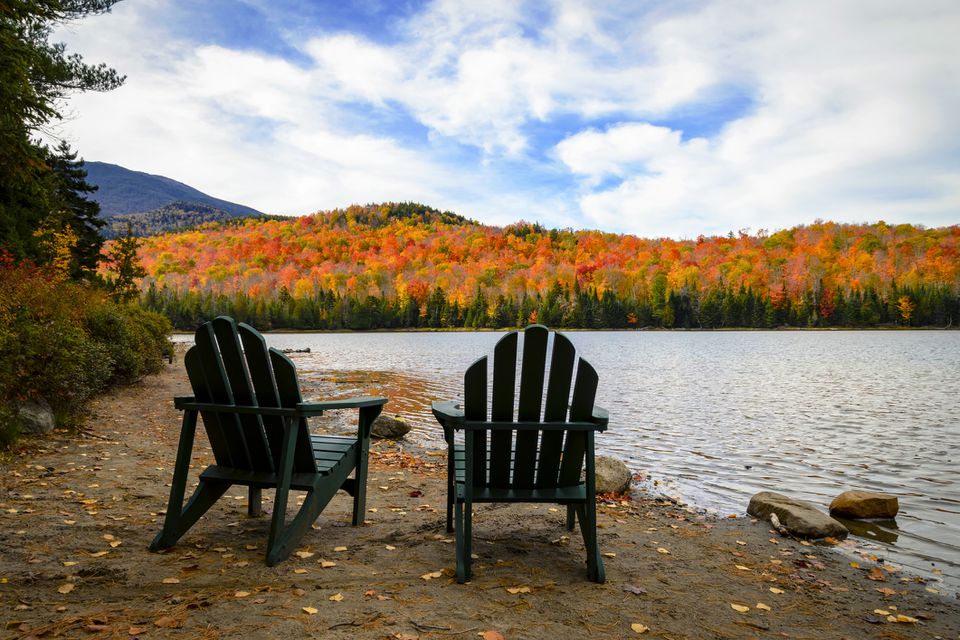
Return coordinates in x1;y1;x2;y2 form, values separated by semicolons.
351;404;382;526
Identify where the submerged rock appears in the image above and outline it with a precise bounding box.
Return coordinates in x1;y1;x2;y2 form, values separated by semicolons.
371;414;411;439
830;490;899;519
19;398;55;435
747;491;848;540
594;455;632;494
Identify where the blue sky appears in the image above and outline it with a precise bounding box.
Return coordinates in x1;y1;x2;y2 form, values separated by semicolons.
55;0;959;238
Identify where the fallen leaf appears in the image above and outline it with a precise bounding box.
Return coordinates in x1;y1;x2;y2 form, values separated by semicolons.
867;567;887;582
420;571;443;580
735;540;747;546
57;583;75;594
128;626;147;635
730;604;750;613
63;561;78;567
161;578;180;584
109;541;122;548
320;561;336;568
480;632;505;640
849;562;860;569
925;587;939;594
85;624;110;632
656;548;670;555
302;607;318;615
894;614;918;624
735;565;751;571
294;551;314;559
876;587;896;596
630;622;649;634
623;585;647;596
603;552;616;558
769;587;784;594
334;546;348;552
153;616;182;628
756;602;771;611
874;609;890;616
234;591;250;598
294;568;308;574
385;545;396;551
506;586;531;594
89;551;109;558
329;593;344;602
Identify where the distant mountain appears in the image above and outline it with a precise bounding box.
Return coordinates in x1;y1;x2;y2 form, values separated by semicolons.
84;161;263;219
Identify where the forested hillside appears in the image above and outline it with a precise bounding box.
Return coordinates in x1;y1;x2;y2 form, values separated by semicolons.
135;203;959;330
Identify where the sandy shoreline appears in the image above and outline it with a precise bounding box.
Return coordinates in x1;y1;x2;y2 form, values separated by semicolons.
1;360;958;639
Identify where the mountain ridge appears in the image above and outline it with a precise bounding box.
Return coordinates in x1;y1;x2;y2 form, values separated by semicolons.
83;161;263;219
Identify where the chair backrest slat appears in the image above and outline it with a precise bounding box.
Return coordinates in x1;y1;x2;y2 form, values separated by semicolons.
238;323;285;470
537;332;576;487
489;332;517;487
184;346;234;467
464;356;489;484
212;317;273;472
558;359;599;487
269;349;317;474
194;322;253;469
512;326;548;488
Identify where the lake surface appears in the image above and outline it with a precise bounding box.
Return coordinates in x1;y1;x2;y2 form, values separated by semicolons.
173;329;959;592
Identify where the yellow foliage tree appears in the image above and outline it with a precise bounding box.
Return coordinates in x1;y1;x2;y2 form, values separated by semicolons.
896;295;915;325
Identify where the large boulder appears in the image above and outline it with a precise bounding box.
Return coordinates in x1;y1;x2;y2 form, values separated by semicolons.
747;491;848;540
18;398;55;435
370;414;411;439
830;490;899;519
594;455;632;494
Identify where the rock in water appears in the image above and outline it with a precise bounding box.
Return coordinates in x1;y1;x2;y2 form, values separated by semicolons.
594;456;632;494
371;414;411;439
829;490;899;519
747;491;848;540
19;398;55;435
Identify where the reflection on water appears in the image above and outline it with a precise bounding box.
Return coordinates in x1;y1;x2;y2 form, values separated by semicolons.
172;329;960;592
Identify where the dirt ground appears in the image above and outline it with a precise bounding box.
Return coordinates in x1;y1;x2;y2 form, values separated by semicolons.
1;358;958;640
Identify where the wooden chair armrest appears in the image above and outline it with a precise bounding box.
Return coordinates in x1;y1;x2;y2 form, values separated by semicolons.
431;400;464;426
296;397;388;416
591;405;609;430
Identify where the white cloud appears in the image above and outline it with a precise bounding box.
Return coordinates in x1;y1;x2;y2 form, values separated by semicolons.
50;0;960;237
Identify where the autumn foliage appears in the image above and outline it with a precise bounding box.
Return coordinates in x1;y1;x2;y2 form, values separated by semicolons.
132;203;959;329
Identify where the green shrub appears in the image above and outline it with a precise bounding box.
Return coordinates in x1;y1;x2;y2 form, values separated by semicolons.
0;260;171;446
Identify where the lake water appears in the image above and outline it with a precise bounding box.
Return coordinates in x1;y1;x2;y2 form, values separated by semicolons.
173;329;960;592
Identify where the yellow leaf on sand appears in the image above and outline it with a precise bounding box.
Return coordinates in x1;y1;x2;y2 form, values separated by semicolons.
849;562;860;569
294;568;308;574
895;615;918;624
631;623;649;634
756;602;771;611
385;545;396;551
867;567;886;581
656;548;670;555
925;587;939;594
161;578;180;584
329;593;344;602
736;540;747;546
769;587;784;594
109;541;122;548
63;561;78;567
302;607;318;615
334;546;348;552
874;609;890;616
420;571;443;580
480;632;505;640
320;561;336;568
57;583;75;594
730;604;750;613
234;591;250;598
735;565;751;571
294;551;314;559
506;586;531;594
603;552;616;558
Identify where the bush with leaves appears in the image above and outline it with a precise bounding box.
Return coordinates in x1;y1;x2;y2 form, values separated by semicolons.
0;257;171;446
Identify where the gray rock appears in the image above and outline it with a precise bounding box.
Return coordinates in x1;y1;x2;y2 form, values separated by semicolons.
747;491;848;540
830;490;899;519
371;414;411;439
18;398;55;435
594;455;632;494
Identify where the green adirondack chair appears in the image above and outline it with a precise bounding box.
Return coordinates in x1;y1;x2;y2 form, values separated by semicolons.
432;325;609;583
150;316;387;565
